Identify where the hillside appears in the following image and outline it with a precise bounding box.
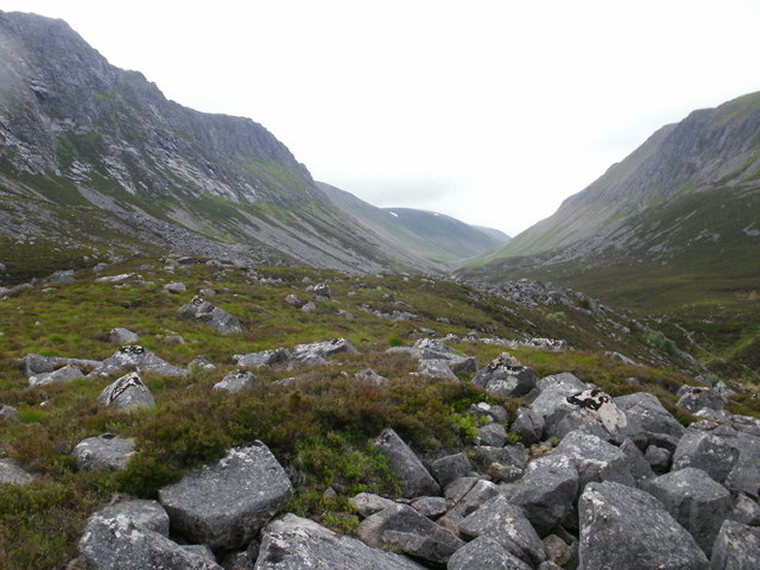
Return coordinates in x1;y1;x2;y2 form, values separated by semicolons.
318;182;509;266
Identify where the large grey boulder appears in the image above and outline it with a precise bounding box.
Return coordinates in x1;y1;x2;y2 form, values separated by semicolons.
159;442;292;552
468;401;510;423
0;458;34;485
447;535;533;570
557;388;628;439
349;492;396;518
28;363;84;386
614;392;685;451
725;431;760;498
79;511;222;570
509;452;579;536
0;403;20;423
96;499;171;536
676;386;725;414
619;438;655;485
255;513;425;570
357;503;464;565
710;520;760;570
409;338;477;375
213;369;257;393
233;348;291;368
179;296;244;335
672;427;740;484
553;430;636;490
477;422;508;447
72;434;135;471
290;338;358;367
418;358;459;381
472;353;536;398
21;353;100;378
530;373;588;418
647;467;731;556
88;345;187;378
99;372;155;411
108;327;139;344
459;495;546;567
578;481;709;570
374;428;440;498
511;407;544;445
445;478;500;518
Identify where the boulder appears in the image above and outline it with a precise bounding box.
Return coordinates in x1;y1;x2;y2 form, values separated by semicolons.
28;364;84;386
350;492;396;518
256;513;425;569
234;348;291;368
472;353;536;398
477;422;508;447
21;353;100;378
108;327;139;344
469;445;528;475
578;481;708;570
0;403;20;423
645;444;672;473
284;294;301;305
672;428;740;484
164;282;187;294
614;392;686;451
459;495;547;567
79;511;222;570
291;338;358;366
213;369;258;393
373;428;440;498
301;301;317;312
354;368;388;386
88;345;187;378
647;467;731;556
95;273;145;284
418;359;459;381
96;499;170;536
730;493;760;526
158;441;292;551
564;388;628;434
411;496;449;518
179;296;244;335
676;386;725;414
468;402;510;423
511;407;544;445
357;503;464;565
72;434;136;471
553;430;636;490
429;452;472;488
99;372;155;411
710;520;760;570
619;438;655;485
530;373;588;419
0;458;34;485
447;535;533;570
445;478;500;517
408;338;477;375
725;431;760;498
509;452;579;536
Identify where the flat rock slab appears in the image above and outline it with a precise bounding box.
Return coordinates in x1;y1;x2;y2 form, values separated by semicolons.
159;441;292;552
256;513;425;570
578;481;708;570
73;433;136;471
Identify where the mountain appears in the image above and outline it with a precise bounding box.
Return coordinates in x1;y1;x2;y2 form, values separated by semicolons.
0;11;455;278
462;92;760;379
318;181;510;266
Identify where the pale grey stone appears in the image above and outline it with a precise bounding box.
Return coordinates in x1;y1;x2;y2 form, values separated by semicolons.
374;428;440;498
73;434;135;471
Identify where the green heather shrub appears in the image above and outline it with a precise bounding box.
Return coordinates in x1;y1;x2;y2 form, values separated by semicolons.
546;311;566;322
645;329;677;355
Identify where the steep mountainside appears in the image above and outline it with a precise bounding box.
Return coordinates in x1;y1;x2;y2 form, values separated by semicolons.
318;182;509;266
0;12;446;276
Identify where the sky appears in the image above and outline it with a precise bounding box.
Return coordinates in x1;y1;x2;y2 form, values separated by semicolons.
4;1;760;236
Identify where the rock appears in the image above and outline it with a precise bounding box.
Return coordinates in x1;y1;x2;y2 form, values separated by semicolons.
447;535;533;570
578;481;709;570
614;391;686;451
619;438;655;485
95;273;145;284
446;478;500;517
350;492;396;518
158;441;292;551
189;357;217;371
565;388;627;434
472;353;536;398
47;269;76;283
312;282;332;299
429;452;472;488
672;428;740;484
28;363;84;386
96;499;170;536
647;467;732;556
0;403;20;422
477;423;508;447
108;327;139;344
234;348;291;368
468;402;510;423
355;368;388;386
510;452;579;536
164;281;187;294
88;345;187;377
373;428;440;498
0;458;34;485
213;369;257;393
291;338;358;365
72;434;136;471
459;495;547;567
256;513;425;570
79;510;222;570
676;386;725;413
284;294;301;305
99;372;155;411
542;534;575;567
710;520;760;570
730;493;760;526
409;338;477;375
411;496;449;518
468;445;528;475
725;431;760;498
530;373;588;418
357;503;464;565
21;353;100;377
179;296;244;335
199;288;217;297
418;358;459;381
554;430;636;490
301;301;317;312
511;407;544;445
645;444;672;473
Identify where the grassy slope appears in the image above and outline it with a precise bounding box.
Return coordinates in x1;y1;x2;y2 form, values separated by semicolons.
1;255;746;568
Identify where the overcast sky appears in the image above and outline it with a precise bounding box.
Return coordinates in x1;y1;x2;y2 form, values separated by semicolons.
5;1;760;235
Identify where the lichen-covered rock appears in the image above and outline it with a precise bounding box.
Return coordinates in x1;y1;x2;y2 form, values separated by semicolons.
725;431;760;498
99;372;155;410
553;430;636;490
578;481;709;570
255;513;425;570
88;345;187;377
72;434;135;471
614;391;686;451
159;441;292;551
0;458;34;485
408;338;477;375
418;358;458;381
647;467;731;556
563;388;627;435
710;519;760;570
349;493;395;518
468;401;510;423
676;385;725;414
477;422;508;447
672;428;740;484
429;453;472;488
459;495;546;567
511;407;544;445
357;503;464;565
96;499;170;536
213;369;257;393
445;478;500;518
447;535;533;570
290;338;358;366
179;296;244;335
234;347;291;368
28;363;84;386
21;353;100;378
530;373;588;418
374;428;440;498
0;403;20;423
108;327;139;344
472;353;536;398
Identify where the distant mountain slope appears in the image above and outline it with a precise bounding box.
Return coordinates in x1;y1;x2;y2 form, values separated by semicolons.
0;11;447;275
318;182;509;266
